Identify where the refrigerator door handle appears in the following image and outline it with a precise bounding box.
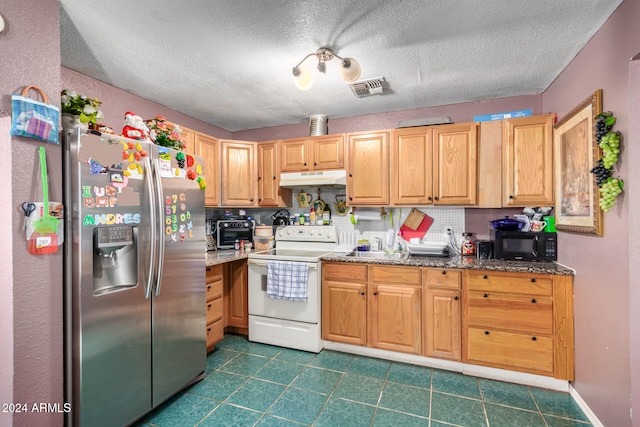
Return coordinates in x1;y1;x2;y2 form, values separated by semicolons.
144;156;157;299
153;159;166;296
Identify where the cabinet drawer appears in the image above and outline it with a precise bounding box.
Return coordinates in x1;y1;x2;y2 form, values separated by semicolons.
206;264;224;281
206;318;224;350
323;263;367;281
206;296;223;324
467;327;553;374
468;291;552;334
206;279;223;301
372;265;421;285
425;269;461;289
467;272;552;296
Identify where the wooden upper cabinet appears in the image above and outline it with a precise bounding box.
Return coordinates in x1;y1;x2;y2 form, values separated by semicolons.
502;114;554;206
432;123;478;205
181;126;196;155
194;132;219;207
313;134;345;170
391;127;433;205
280;134;345;172
280;138;308;172
220;140;257;207
347;131;389;205
257;141;291;207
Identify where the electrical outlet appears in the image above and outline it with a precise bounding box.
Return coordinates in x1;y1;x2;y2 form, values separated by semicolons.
444;225;453;234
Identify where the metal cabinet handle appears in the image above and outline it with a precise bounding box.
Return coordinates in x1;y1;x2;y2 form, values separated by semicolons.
509;195;514;199
454;296;459;301
531;336;537;341
207;303;212;309
360;291;365;296
483;293;488;298
373;291;378;296
531;298;536;303
258;176;262;181
530;278;536;283
442;270;447;275
483;274;488;279
484;331;490;335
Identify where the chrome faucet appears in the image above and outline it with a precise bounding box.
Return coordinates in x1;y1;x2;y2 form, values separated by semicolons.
374;237;382;251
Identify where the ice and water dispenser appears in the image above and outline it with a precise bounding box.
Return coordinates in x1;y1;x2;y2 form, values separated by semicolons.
93;226;138;295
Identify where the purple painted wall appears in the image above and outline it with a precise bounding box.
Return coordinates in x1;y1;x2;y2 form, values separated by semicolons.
543;0;637;426
0;1;63;427
233;95;543;141
629;54;640;427
62;68;232;139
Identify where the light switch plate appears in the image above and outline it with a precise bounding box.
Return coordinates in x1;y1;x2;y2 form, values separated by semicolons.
0;14;5;33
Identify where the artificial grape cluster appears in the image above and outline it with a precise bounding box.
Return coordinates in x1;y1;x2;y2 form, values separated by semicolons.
589;112;624;212
599;131;621;169
599;177;624;212
589;159;612;186
595;111;615;143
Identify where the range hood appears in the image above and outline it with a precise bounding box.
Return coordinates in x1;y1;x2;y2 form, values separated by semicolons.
279;170;347;187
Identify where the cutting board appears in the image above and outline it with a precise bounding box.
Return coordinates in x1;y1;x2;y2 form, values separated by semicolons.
403;208;426;230
399;214;434;240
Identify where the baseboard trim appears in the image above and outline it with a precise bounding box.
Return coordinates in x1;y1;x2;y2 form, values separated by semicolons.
569;384;604;427
323;340;569;391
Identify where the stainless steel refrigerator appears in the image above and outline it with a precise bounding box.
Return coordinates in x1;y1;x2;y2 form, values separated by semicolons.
63;130;207;426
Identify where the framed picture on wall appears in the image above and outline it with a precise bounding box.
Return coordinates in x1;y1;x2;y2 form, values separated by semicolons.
553;89;604;236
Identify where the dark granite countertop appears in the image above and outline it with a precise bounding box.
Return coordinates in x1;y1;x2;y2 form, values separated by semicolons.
320;253;575;276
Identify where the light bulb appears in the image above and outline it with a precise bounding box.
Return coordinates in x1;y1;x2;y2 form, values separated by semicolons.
292;64;314;91
340;58;361;82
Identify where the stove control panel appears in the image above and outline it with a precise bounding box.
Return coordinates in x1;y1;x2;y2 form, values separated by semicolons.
276;226;338;243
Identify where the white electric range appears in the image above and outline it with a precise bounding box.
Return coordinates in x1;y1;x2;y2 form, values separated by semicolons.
247;225;339;352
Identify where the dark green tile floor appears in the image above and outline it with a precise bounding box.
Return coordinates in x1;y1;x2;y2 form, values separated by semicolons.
137;334;591;427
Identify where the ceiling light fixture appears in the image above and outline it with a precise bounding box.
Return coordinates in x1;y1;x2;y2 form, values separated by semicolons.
292;47;361;91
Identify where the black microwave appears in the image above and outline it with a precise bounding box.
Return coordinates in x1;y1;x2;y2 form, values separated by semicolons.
491;230;557;261
215;219;254;249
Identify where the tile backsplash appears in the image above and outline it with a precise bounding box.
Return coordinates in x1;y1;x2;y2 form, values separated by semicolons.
207;187;465;248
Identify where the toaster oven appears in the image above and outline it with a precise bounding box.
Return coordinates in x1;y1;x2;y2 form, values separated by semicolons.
216;219;254;249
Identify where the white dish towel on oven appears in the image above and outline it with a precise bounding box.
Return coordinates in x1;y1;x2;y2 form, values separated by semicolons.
266;261;309;301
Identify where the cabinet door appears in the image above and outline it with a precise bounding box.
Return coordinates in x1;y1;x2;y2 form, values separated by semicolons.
312;134;345;170
195;133;219;207
181;126;196;155
220;140;257;207
322;280;367;345
432;123;478;205
502;115;554;206
280;138;309;172
258;141;283;207
424;287;461;360
226;259;248;330
347;131;389;205
368;283;421;354
391;127;433;205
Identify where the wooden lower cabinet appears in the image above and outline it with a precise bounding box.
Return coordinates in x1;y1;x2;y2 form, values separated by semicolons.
463;270;574;380
205;264;224;352
322;263;421;355
225;259;249;334
321;263;574;381
423;269;461;361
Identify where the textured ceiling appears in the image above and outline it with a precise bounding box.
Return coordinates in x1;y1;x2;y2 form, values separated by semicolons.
60;0;622;132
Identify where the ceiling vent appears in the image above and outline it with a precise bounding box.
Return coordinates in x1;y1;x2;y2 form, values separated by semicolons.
348;77;387;98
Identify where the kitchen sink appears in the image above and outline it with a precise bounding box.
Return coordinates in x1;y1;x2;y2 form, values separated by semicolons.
347;251;409;260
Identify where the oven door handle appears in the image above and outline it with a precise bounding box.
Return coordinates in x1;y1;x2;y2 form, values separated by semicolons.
248;258;318;269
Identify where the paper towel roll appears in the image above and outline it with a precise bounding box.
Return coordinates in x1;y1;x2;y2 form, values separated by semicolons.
352;208;382;221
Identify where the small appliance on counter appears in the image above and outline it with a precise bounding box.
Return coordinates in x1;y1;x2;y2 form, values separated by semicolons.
271;209;290;235
216;218;254;249
476;240;493;259
491;230;557;261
